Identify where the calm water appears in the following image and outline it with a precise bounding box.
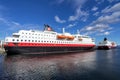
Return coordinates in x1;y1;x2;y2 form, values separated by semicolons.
0;48;120;80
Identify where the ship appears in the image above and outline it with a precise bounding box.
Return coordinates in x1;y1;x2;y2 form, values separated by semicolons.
4;24;95;55
97;38;117;50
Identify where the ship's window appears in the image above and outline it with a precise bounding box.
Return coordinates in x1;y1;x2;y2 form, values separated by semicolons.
22;32;24;34
21;40;23;42
38;40;40;42
28;40;30;42
35;40;37;42
17;39;19;41
12;39;15;41
32;40;34;42
25;40;27;42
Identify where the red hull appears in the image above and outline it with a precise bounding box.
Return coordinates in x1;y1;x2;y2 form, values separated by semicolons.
4;42;95;55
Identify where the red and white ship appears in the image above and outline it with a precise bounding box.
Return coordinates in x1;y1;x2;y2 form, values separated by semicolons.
97;38;117;50
4;24;95;55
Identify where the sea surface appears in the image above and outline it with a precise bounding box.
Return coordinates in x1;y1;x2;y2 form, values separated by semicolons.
0;48;120;80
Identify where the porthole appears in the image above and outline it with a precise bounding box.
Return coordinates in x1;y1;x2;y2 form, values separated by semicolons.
12;39;15;41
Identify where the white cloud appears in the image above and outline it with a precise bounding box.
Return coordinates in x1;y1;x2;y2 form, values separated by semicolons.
93;11;120;24
68;7;89;21
54;15;66;23
90;2;120;32
80;24;112;36
104;31;110;35
66;22;77;28
71;0;87;8
67;0;88;22
81;24;111;32
97;31;110;36
92;6;98;11
95;0;105;4
80;2;120;36
0;5;7;18
53;0;88;22
102;2;120;13
107;0;119;3
54;0;87;8
0;17;41;32
107;0;114;3
93;12;99;16
0;17;21;29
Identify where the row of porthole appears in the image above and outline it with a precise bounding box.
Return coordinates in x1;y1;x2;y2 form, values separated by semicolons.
12;38;86;44
21;36;55;38
12;39;78;44
21;32;56;37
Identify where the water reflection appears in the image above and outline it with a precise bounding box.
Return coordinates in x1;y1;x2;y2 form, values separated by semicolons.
3;51;96;80
0;49;120;80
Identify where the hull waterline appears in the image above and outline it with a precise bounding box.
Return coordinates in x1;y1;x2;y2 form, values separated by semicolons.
5;46;95;55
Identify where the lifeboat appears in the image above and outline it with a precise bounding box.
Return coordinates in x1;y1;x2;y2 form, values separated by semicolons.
79;38;82;41
66;36;74;40
57;35;66;39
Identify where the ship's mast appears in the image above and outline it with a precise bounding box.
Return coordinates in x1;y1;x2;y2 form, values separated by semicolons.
63;28;65;34
77;29;80;34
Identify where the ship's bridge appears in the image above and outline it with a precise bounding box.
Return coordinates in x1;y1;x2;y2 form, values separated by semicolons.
12;33;20;38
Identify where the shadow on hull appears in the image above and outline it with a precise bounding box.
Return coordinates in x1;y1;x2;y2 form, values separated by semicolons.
4;46;95;55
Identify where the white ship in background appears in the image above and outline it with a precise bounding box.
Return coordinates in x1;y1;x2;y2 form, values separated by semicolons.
97;38;117;50
4;24;95;55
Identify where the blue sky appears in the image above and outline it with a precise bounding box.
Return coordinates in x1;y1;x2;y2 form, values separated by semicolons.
0;0;120;44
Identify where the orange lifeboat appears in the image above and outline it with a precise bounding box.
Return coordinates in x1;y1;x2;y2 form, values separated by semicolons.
66;36;74;40
57;35;66;39
79;38;82;41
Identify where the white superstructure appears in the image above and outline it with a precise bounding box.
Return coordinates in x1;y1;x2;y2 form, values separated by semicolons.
5;28;95;45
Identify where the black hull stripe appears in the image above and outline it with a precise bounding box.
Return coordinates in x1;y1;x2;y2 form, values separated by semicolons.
97;46;116;50
5;46;95;55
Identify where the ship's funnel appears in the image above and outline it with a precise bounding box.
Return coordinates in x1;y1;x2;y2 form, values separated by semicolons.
104;37;107;41
44;24;53;31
